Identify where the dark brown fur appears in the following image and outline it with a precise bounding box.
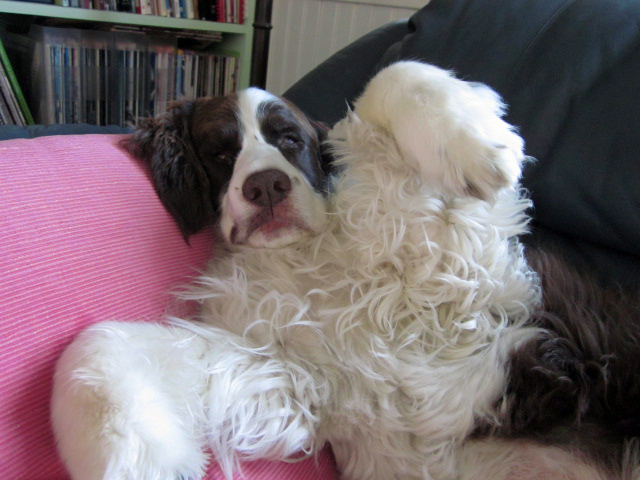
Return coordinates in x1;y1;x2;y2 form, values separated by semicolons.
122;96;241;240
485;248;640;471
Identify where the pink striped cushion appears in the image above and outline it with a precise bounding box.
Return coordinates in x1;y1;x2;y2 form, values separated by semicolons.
0;134;336;480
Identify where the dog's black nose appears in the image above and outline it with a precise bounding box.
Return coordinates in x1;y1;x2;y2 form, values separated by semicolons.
242;169;292;207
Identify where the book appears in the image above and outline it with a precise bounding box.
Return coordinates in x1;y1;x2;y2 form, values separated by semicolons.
0;48;25;125
0;82;14;124
217;0;224;23
138;0;153;14
0;39;32;124
185;0;194;19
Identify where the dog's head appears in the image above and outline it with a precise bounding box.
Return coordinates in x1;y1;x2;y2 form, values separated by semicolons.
124;88;334;248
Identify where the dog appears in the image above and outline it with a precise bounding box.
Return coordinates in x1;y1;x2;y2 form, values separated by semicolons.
51;61;640;480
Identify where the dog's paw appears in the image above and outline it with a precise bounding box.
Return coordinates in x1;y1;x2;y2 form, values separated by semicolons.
51;322;209;480
353;61;525;201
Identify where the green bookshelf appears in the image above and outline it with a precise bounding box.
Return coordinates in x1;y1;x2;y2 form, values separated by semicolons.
0;0;255;88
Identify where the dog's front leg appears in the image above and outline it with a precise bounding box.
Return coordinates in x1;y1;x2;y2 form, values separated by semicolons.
192;321;322;479
352;61;525;202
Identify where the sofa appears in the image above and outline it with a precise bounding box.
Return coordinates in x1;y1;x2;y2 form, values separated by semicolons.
1;0;638;478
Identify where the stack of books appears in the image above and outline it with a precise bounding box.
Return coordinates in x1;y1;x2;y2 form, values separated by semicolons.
51;0;246;23
29;25;238;126
0;39;34;125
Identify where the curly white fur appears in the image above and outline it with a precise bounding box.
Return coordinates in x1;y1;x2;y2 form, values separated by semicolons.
52;62;555;480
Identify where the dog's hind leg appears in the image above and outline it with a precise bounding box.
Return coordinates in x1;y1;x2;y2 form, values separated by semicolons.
51;321;210;480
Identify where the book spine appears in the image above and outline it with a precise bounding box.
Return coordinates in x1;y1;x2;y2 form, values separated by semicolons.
0;39;34;124
0;89;11;125
191;0;198;19
0;68;23;125
216;0;223;22
175;50;183;98
41;34;54;124
139;0;152;14
184;0;194;19
63;46;71;123
50;45;60;123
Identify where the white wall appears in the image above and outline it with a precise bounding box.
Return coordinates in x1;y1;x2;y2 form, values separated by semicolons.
266;0;423;94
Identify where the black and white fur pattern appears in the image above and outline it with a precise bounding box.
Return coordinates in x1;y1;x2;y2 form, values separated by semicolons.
122;86;333;248
51;61;640;480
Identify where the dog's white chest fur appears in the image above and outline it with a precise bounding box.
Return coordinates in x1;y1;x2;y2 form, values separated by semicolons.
52;62;544;480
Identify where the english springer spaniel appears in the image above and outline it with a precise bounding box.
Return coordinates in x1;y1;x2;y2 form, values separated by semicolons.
51;61;640;480
124;87;333;248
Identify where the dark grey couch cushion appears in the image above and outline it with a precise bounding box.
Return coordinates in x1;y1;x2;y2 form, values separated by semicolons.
284;0;640;286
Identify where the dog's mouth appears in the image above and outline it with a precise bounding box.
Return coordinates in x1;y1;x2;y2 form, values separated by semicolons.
230;203;314;247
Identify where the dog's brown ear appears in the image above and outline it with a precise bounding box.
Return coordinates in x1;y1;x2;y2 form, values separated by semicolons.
122;101;214;241
311;120;336;176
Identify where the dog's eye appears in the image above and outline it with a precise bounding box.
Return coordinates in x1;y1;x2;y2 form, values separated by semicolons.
280;134;299;147
216;154;234;165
